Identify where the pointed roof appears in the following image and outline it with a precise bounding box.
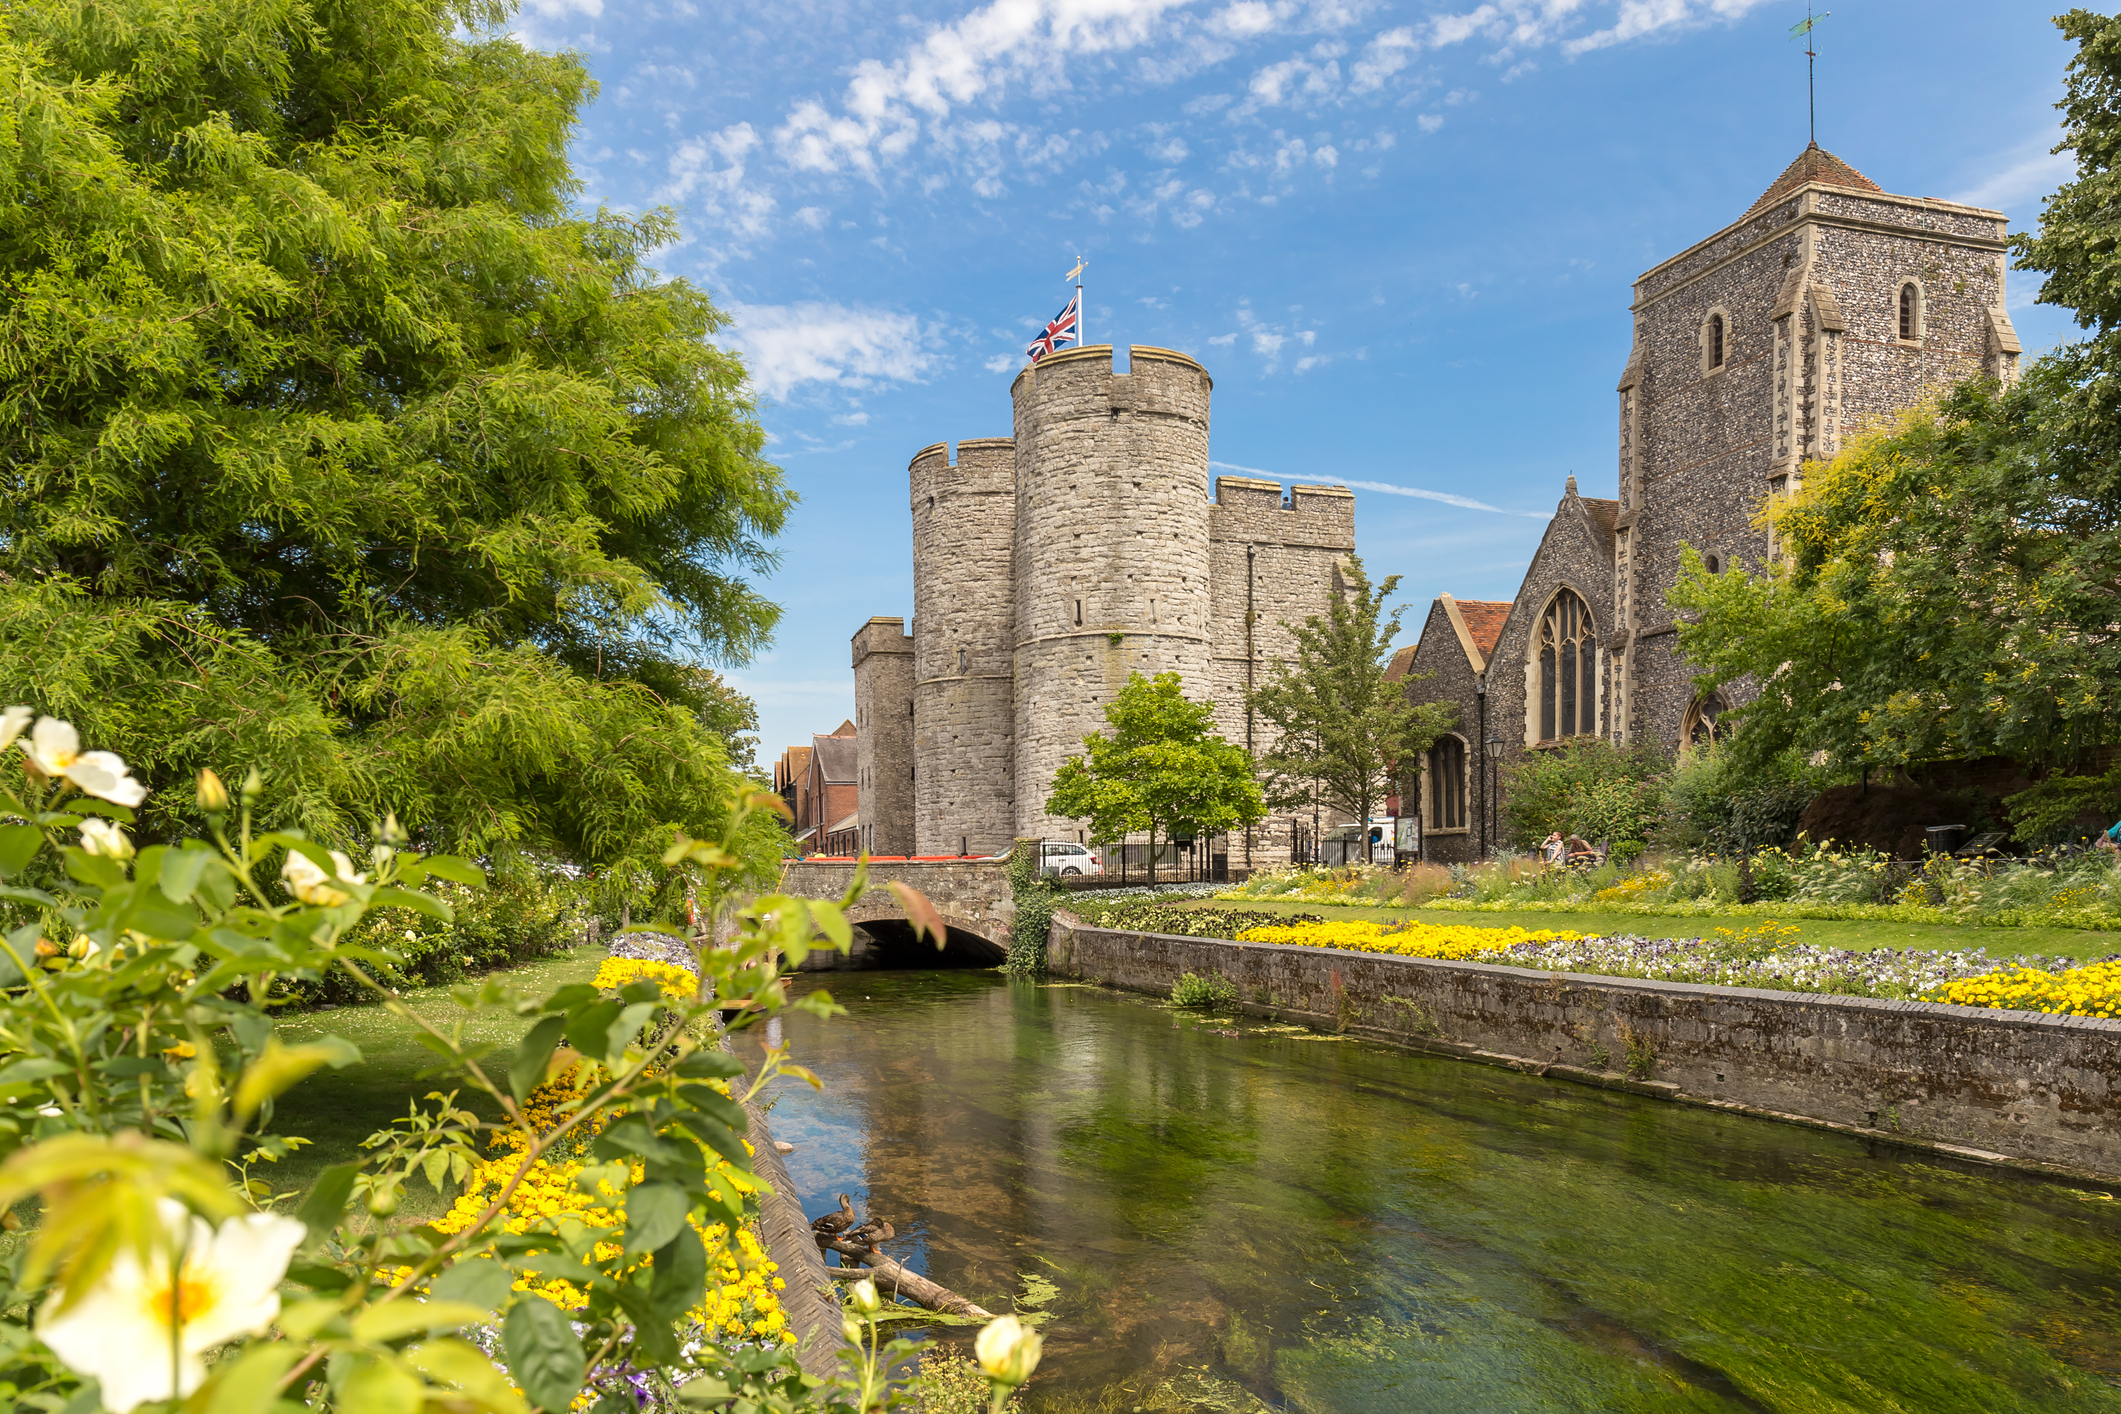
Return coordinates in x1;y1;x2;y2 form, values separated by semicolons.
1456;601;1510;659
1745;143;1881;217
1385;645;1417;682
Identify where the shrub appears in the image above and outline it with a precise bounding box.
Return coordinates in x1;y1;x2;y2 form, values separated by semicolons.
1663;744;1818;852
275;872;579;1006
1498;739;1670;850
1171;972;1238;1008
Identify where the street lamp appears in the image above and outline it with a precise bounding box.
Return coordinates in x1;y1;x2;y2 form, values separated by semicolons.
1484;736;1505;858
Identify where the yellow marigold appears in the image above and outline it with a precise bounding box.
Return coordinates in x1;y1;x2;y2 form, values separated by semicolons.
1929;960;2121;1019
592;955;699;999
1236;919;1581;959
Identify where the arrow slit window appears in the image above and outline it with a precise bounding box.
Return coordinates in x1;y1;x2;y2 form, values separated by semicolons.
1537;589;1597;743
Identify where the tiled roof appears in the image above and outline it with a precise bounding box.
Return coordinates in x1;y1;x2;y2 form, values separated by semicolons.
1746;143;1881;216
826;718;856;737
1581;497;1619;545
1456;600;1511;658
1385;645;1417;681
811;732;858;783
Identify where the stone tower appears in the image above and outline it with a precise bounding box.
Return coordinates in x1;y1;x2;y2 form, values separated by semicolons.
909;437;1016;856
850;618;914;856
1009;346;1215;843
853;344;1359;864
1611;144;2021;749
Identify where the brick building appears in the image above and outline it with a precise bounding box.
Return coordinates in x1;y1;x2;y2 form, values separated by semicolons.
1401;146;2022;859
852;344;1359;867
773;721;860;853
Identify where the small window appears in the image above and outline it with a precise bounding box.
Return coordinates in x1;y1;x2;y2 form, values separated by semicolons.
1428;737;1468;831
957;648;968;672
1704;553;1722;574
1899;282;1921;341
1074;600;1082;627
1686;693;1726;751
1708;314;1724;369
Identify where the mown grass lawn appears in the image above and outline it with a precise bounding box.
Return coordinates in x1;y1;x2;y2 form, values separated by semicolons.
1168;896;2121;963
260;946;604;1220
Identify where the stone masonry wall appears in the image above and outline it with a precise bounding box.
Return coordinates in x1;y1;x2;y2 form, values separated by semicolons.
1049;921;2121;1179
1206;477;1357;870
851;617;915;857
912;438;1017;856
1621;181;2012;752
1009;346;1213;842
1401;599;1482;865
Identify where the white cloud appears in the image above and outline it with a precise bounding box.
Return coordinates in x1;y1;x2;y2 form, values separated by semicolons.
662;123;777;243
1341;478;1551;517
774;0;1196;175
1418;113;1444;133
1950;134;2071;213
1348;26;1415;92
723;302;935;399
794;206;830;229
985;353;1019;372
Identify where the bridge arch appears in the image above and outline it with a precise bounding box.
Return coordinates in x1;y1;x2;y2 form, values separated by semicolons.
782;857;1013;970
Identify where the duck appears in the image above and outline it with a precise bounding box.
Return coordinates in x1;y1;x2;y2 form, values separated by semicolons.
845;1217;895;1250
811;1194;856;1238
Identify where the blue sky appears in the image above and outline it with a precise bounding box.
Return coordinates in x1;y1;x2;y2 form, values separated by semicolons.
517;0;2082;760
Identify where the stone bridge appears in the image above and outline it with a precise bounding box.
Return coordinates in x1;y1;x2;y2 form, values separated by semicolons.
779;857;1014;968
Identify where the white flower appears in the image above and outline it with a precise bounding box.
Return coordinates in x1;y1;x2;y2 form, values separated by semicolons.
21;718;147;808
36;1199;304;1413
975;1313;1043;1386
280;848;365;907
35;1105;59;1118
847;1278;880;1315
0;706;30;753
78;819;133;859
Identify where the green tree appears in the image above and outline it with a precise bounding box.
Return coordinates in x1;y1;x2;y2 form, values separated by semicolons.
1045;672;1265;873
0;0;790;889
1669;11;2121;841
1497;739;1669;852
1248;555;1455;831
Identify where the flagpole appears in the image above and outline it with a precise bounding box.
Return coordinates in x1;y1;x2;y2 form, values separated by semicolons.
1078;277;1086;346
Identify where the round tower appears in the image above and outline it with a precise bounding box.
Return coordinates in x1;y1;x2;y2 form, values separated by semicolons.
1009;345;1214;842
909;437;1017;856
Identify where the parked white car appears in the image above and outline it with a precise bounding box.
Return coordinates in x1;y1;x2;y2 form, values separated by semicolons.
1038;841;1103;876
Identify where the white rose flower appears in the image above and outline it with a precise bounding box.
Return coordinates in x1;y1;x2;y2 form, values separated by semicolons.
280;848;366;907
78;818;133;859
0;706;30;753
21;717;147;808
36;1199;305;1413
975;1312;1043;1386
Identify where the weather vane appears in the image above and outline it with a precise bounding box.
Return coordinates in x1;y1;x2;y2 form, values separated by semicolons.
1789;6;1830;147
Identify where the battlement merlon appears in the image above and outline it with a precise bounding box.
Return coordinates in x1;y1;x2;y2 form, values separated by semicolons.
1208;480;1356;551
1008;345;1213;423
851;616;914;668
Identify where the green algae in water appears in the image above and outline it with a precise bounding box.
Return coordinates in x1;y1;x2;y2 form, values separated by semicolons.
769;972;2121;1412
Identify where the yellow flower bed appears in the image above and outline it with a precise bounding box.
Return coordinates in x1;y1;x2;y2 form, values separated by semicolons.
1236;919;1582;959
1594;870;1672;903
1928;960;2121;1020
424;956;791;1344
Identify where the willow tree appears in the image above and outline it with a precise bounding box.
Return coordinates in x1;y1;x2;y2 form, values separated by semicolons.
0;0;791;882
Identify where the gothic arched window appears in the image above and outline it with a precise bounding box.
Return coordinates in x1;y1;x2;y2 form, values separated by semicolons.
1428;735;1468;831
1536;589;1598;743
1685;693;1725;750
1708;313;1725;369
1899;282;1921;341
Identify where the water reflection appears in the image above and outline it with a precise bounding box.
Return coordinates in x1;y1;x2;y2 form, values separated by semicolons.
765;972;2121;1412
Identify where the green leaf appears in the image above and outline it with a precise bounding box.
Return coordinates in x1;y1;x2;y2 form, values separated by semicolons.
234;1036;363;1122
369;885;453;921
508;1015;568;1105
673;1049;745;1080
196;1339;300;1414
338;1353;426;1414
0;824;42;879
623;1180;690;1257
295;1163;362;1242
420;855;487;888
503;1296;585;1413
157;846;213;904
562;999;622;1060
430;1258;514;1312
352;1300;493;1344
649;1226;707;1319
63;848;126;891
405;1338;529;1414
675;1375;735;1407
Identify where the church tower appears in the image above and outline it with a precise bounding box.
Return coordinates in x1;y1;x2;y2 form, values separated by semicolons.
1611;145;2021;750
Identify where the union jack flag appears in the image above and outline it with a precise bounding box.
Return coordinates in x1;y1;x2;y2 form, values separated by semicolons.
1025;291;1081;363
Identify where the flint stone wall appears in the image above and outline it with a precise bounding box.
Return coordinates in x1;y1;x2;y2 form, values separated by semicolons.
1048;919;2121;1179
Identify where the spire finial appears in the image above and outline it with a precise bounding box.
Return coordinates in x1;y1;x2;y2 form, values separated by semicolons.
1565;473;1579;496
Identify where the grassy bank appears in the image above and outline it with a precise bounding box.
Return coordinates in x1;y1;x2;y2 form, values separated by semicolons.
263;946;606;1221
1156;896;2121;963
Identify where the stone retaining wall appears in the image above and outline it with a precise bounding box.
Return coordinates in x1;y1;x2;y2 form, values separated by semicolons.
1048;919;2121;1180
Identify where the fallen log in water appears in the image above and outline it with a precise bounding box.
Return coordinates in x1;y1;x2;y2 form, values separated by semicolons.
817;1236;995;1318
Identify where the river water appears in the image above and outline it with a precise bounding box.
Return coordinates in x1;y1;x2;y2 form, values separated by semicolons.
765;971;2121;1412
